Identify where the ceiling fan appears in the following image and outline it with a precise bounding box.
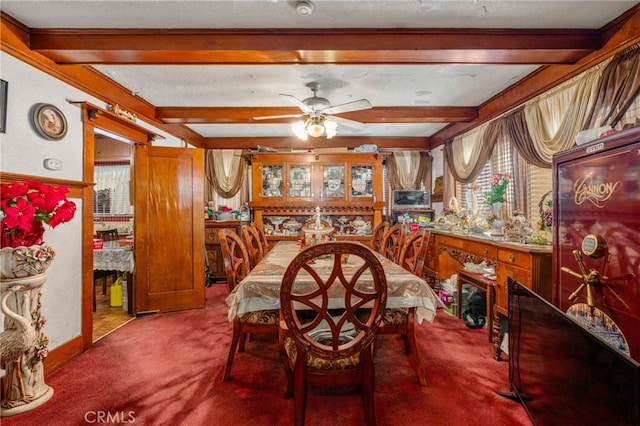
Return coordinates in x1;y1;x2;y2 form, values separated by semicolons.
253;82;372;138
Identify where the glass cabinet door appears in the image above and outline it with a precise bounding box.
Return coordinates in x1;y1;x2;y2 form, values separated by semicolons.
351;165;373;198
261;165;284;198
323;165;345;198
289;165;312;199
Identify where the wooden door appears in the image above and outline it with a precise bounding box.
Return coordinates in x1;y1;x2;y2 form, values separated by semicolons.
134;145;205;313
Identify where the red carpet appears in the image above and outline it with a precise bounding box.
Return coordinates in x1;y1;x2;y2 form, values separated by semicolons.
3;285;531;425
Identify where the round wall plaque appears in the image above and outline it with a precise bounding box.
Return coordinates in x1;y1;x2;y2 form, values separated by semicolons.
31;103;67;140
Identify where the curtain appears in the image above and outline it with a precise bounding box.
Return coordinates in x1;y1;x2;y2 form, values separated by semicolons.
586;43;640;128
94;164;132;215
523;63;605;165
387;151;432;191
205;149;247;201
504;107;550;169
444;121;498;183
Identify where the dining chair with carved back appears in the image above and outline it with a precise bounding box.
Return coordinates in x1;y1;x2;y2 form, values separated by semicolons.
378;229;432;386
250;222;271;255
218;229;279;382
241;224;264;269
94;228;120;298
379;223;407;264
370;221;389;253
279;242;388;426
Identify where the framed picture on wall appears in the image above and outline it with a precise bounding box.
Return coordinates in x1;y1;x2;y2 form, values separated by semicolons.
0;80;7;133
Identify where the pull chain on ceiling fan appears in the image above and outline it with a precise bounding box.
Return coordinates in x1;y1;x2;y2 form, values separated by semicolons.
253;82;372;139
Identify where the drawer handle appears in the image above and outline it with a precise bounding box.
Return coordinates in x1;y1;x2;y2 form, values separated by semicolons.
483;248;488;254
509;254;516;262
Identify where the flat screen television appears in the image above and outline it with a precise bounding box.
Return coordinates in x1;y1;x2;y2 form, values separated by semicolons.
506;278;639;426
392;189;430;210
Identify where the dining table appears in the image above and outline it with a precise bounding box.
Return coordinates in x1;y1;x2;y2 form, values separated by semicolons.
94;240;134;314
226;240;443;324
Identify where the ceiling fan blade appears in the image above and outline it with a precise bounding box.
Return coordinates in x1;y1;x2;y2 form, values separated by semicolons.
329;115;366;130
279;94;313;113
324;99;372;115
253;113;305;120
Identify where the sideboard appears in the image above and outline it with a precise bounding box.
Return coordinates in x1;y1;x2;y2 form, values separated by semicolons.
424;229;552;359
205;220;248;282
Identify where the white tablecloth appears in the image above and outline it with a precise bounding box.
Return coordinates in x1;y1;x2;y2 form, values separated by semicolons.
226;241;442;323
94;248;134;273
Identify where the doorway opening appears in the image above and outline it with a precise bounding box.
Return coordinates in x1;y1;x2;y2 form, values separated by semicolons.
92;130;135;341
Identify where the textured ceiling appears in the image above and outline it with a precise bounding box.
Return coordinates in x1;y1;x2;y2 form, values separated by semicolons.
2;1;639;149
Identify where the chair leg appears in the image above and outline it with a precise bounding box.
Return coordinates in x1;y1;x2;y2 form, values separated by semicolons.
222;319;242;382
238;332;248;352
293;358;307;426
404;318;427;386
361;347;377;426
102;276;107;295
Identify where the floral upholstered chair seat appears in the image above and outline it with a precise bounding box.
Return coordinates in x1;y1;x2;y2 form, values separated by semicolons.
240;309;279;325
282;335;361;370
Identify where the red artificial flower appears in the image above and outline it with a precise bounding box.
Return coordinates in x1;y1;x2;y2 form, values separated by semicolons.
1;180;77;247
2;197;36;231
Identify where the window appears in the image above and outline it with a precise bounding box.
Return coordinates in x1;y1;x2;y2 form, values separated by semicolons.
456;136;552;225
94;162;133;215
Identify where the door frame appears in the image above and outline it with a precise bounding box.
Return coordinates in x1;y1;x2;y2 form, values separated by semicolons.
80;102;157;350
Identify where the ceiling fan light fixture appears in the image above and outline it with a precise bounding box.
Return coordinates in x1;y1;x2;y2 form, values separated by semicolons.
292;120;308;140
307;123;325;138
324;119;337;138
295;0;314;16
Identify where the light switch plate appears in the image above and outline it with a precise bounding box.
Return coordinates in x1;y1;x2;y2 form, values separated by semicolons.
44;158;62;170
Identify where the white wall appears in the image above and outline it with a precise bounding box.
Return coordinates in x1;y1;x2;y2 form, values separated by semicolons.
0;51;187;351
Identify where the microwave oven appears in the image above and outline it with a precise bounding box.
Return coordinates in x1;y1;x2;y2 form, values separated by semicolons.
392;190;430;210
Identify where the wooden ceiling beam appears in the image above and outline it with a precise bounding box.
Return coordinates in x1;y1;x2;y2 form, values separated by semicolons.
156;106;478;124
29;28;597;65
201;136;429;151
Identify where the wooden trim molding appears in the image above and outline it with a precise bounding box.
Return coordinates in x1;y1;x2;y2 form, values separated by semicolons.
43;335;83;375
0;172;92;197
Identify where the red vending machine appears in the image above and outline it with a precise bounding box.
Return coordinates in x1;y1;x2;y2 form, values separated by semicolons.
553;127;640;362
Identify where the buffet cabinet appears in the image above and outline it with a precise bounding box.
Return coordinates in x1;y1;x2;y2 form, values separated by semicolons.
425;230;552;358
204;220;247;282
250;152;386;243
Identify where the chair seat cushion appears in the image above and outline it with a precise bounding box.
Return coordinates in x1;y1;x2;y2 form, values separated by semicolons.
356;307;409;325
283;336;361;370
240;309;279;324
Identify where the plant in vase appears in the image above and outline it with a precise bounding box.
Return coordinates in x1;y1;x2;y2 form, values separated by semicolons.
483;173;511;233
0;180;76;413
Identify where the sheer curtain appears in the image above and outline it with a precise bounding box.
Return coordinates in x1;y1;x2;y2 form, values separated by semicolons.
94;164;132;215
387;151;432;191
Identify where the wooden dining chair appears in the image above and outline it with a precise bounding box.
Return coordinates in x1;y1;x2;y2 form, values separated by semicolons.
94;228;120;297
250;222;271;255
241;224;264;269
379;223;406;263
218;229;279;382
279;242;387;426
370;221;389;253
381;229;432;386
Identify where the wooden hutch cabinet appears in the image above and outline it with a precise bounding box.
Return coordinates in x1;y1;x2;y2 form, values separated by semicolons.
249;152;386;243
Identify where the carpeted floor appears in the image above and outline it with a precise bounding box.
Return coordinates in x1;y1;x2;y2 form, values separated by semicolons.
3;285;531;425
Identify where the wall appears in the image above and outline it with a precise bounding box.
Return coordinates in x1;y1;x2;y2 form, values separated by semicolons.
0;51;187;353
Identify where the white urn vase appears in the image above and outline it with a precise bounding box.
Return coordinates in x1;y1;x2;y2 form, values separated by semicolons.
1;245;54;416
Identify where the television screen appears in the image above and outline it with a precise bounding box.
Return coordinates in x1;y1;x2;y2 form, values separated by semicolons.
392;190;430;210
507;278;639;426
